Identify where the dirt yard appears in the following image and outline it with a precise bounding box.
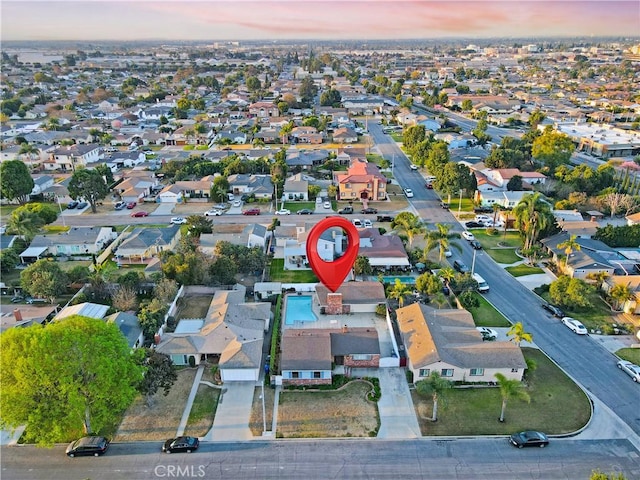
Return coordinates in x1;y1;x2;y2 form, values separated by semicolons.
114;368;196;441
277;381;379;438
249;385;276;436
175;295;212;320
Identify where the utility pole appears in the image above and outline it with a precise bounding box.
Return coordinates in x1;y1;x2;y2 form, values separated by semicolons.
471;248;477;275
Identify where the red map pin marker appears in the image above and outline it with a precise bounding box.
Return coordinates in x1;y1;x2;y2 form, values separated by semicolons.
306;216;360;293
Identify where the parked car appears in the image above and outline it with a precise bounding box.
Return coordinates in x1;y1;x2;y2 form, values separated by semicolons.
453;260;470;273
162;436;199;454
338;206;354;214
410;164;418;170
126;202;137;209
562;317;588;335
404;188;414;198
66;436;110;457
377;215;394;222
470;239;483;250
130;211;149;217
440;202;450;209
361;207;378;214
232;200;242;207
444;249;452;258
10;296;23;303
297;209;313;215
426;183;434;189
461;231;475;241
352;219;363;227
67;201;78;209
617;360;640;382
323;201;331;209
476;326;498;341
363;219;373;228
509;431;549;448
465;221;484;229
170;217;187;225
114;201;126;210
204;209;223;216
76;202;89;210
275;209;291;215
26;297;48;304
213;203;228;210
542;303;565;318
475;215;491;223
474;206;493;214
242;208;261;216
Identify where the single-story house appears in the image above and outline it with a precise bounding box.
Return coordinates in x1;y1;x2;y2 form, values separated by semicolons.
397;304;526;383
53;302;110;322
104;311;145;349
115;225;182;264
540;232;621;278
227;174;273;199
21;227;116;262
283;173;309;201
315;281;386;314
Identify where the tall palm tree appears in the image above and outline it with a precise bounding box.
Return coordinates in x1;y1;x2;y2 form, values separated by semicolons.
495;373;530;422
388;278;411;308
609;284;634;311
424;223;461;261
18;143;40;165
431;292;448;309
512;192;554;250
8;209;43;243
557;234;581;270
507;322;533;347
394;215;425;248
279;122;293;145
437;267;456;287
415;371;451;422
586;271;610;290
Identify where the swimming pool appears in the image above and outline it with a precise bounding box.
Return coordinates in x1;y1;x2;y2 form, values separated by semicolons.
382;276;416;284
285;295;318;325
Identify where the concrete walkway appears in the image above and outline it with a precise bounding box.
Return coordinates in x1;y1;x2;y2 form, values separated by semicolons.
202;381;255;442
175;364;205;436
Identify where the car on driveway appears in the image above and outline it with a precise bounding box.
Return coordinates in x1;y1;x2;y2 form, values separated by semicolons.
126;202;137;209
114;201;126;210
352;219;363;227
338;206;354;214
204;209;223;216
542;303;565;318
213;203;228;210
323;201;332;209
465;221;484;229
470;239;483;250
170;217;187;225
562;317;588;335
76;202;88;210
363;219;373;228
476;326;498;341
297;209;313;215
461;231;475;241
275;208;291;215
130;211;149;217
361;207;378;214
67;200;78;209
162;436;199;454
453;259;470;274
617;360;640;382
509;431;549;448
66;436;110;457
232;200;242;207
242;208;261;216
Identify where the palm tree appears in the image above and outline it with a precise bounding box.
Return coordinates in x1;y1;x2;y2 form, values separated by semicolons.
388;278;412;308
424;223;461;261
353;255;372;281
557;234;581;270
609;284;634;312
437;267;456;287
586;271;610;291
512;192;554;251
507;322;533;347
394;215;425;248
279;122;293;145
415;371;451;422
495;372;531;422
18;143;40;165
431;292;448;309
8;209;43;243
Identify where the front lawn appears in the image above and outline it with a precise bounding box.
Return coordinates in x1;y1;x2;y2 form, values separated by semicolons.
505;264;544;277
269;258;318;283
468;292;511;327
184;383;221;437
472;231;523;265
411;348;591;436
616;348;640;365
282;202;316;213
539;291;612;331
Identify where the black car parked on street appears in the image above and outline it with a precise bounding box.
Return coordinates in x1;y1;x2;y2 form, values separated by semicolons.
542;303;565;318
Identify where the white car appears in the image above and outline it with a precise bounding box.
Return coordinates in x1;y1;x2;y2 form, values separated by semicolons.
363;219;373;228
232;200;242;207
476;326;498;341
562;317;588;335
617;360;640;382
404;188;414;198
410;164;418;170
444;249;452;258
204;209;223;216
323;201;331;209
461;231;475;241
275;209;291;215
170;217;187;225
352;219;363;227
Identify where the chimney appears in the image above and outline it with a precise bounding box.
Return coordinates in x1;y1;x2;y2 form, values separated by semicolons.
342;325;348;333
13;309;23;322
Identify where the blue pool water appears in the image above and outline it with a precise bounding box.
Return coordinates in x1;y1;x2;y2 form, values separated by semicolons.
382;276;416;284
285;295;317;325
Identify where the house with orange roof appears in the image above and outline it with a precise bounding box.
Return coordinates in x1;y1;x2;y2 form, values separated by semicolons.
334;159;387;202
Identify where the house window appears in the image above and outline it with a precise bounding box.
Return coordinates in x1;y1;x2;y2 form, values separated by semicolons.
470;368;484;376
313;371;322;379
441;369;454;377
291;371;299;379
352;354;371;361
511;368;518;373
346;183;351;188
419;368;430;377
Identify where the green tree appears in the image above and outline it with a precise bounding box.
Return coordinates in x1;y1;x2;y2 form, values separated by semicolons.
415;371;452;422
506;321;533;347
424;223;461;261
391;212;424;248
68;168;109;214
209;255;238;285
549;275;594;309
0;160;34;204
425;141;450;177
458;291;480;310
0;249;19;273
512;192;555;251
138;298;168;342
0;316;142;444
353;255;372;280
532;126;575;173
245;76;261;91
472;119;492;146
320;88;341;107
19;202;58;224
7;208;44;242
415;272;443;295
609;284;634;311
590;470;628;480
388;278;412;307
506;175;523;191
557;234;581;269
298;76;318;104
402;125;426;151
495;372;530;423
20;259;68;303
433;163;476;204
135;349;177;407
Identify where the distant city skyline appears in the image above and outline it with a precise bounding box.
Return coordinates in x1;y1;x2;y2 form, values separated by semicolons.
1;1;639;42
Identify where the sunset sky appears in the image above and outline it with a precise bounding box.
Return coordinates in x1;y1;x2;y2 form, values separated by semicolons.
2;1;639;41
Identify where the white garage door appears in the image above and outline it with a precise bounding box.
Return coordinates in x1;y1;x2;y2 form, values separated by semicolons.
221;368;258;382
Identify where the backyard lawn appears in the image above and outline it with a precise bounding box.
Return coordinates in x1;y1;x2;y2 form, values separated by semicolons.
277;380;379;438
468;292;511;327
269;258;318;283
411;348;591;436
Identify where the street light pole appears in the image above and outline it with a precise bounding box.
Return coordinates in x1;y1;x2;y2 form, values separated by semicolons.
458;189;463;217
56;195;66;227
471;248;477;275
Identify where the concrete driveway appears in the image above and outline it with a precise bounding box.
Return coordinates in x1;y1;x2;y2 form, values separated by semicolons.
203;382;255;441
375;368;421;439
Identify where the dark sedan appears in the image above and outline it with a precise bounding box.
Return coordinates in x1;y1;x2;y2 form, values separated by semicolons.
509;431;549;448
162;436;199;454
297;209;313;215
361;207;378;214
470;240;483;250
67;201;78;209
542;303;565;318
465;221;484;228
66;436;110;457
